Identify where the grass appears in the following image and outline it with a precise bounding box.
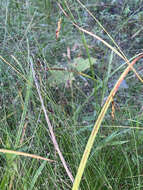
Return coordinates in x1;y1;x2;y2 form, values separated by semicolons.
0;0;143;189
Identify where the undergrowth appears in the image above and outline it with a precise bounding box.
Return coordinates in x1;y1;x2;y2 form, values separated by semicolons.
0;0;143;189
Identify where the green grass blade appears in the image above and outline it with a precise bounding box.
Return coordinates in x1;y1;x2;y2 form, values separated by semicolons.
15;65;33;147
29;161;47;190
72;54;143;190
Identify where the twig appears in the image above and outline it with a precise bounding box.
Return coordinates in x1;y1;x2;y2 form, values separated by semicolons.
0;149;55;162
30;60;74;183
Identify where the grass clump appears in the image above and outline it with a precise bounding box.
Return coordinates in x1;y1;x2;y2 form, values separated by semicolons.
0;0;143;189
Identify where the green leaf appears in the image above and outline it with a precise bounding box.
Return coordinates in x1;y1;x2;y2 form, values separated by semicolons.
71;57;96;72
48;57;96;86
48;70;74;86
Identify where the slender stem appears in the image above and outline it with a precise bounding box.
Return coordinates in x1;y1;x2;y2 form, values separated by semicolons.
31;59;74;183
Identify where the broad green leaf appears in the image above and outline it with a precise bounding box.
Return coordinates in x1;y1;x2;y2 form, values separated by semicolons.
48;70;74;86
71;57;96;72
48;57;96;86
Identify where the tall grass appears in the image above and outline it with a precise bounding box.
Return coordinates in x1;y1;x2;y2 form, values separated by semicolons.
0;0;143;189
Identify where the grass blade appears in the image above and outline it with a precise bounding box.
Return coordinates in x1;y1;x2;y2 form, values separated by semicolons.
30;58;74;183
29;161;47;190
72;54;143;190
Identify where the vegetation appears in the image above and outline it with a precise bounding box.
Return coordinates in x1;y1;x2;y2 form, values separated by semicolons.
0;0;143;189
